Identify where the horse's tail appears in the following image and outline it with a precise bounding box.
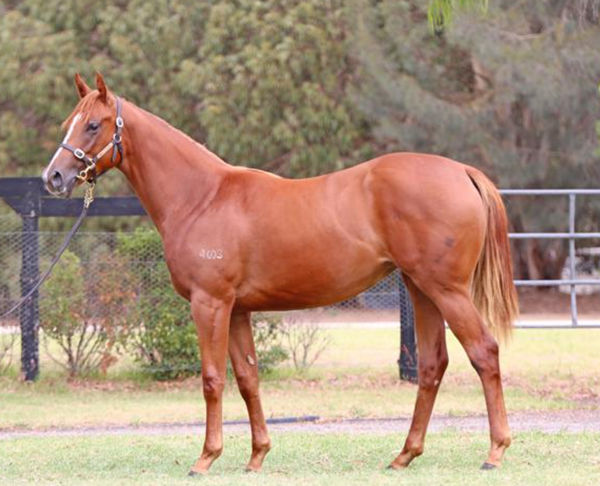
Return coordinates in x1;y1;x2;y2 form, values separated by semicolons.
465;166;519;340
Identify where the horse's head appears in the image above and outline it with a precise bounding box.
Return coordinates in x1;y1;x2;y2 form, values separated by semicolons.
42;73;124;196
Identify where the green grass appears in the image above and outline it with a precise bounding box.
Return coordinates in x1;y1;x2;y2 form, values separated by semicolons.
0;377;573;430
0;328;597;429
1;327;598;484
1;431;599;485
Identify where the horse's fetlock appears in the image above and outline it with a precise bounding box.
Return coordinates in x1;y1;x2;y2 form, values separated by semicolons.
405;443;424;458
253;438;271;454
498;435;511;449
203;443;223;460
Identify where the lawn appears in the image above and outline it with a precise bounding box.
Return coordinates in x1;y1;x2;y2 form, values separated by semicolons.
0;328;597;430
1;431;599;485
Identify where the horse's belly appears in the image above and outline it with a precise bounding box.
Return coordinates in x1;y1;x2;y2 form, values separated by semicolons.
235;259;395;311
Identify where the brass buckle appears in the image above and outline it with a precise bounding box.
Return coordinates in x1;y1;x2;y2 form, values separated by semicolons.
77;162;96;183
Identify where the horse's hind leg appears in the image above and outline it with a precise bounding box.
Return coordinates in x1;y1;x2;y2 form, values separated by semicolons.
389;277;448;469
429;287;511;468
228;311;271;472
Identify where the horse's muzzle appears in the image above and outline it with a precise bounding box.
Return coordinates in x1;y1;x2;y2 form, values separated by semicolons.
42;168;77;197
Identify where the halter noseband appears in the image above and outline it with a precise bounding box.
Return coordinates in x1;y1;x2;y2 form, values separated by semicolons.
60;96;124;183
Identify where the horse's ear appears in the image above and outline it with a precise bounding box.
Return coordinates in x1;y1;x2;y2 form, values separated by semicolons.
95;72;108;103
74;73;91;99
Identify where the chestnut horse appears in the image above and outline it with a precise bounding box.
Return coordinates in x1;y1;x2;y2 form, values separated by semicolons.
42;74;518;475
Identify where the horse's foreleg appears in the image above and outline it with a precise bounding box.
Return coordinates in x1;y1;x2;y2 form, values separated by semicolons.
389;277;448;469
432;289;511;469
228;311;271;472
189;292;233;476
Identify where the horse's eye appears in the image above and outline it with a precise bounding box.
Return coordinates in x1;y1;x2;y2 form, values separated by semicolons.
86;121;100;132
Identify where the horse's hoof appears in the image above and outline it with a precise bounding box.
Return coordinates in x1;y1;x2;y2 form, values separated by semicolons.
188;470;206;477
481;462;497;470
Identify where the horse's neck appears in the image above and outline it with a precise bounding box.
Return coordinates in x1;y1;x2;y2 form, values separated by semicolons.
118;101;231;234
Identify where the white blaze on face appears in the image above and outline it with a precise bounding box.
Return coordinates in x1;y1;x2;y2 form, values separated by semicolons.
43;113;82;181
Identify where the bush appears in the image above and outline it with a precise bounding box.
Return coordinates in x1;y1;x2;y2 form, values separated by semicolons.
252;313;289;374
40;250;135;377
131;266;200;381
117;229;290;380
0;332;16;374
282;313;330;372
117;228;199;381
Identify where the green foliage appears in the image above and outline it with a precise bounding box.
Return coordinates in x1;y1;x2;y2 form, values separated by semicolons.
117;228;198;381
251;313;288;374
0;0;216;215
133;276;200;381
349;0;600;278
427;0;488;30
3;0;599;279
0;333;16;374
40;250;135;376
187;0;368;176
116;230;289;379
0;0;366;185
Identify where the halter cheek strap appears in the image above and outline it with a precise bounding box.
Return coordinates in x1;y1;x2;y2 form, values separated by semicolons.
60;96;124;183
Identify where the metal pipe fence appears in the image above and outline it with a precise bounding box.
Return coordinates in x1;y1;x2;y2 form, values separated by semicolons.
0;179;598;382
500;189;600;328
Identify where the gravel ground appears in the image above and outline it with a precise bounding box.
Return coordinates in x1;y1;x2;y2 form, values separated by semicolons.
1;409;598;440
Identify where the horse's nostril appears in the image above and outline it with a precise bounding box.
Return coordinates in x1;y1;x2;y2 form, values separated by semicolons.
51;170;63;190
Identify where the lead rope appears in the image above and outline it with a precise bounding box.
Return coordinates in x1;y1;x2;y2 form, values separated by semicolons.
0;182;95;320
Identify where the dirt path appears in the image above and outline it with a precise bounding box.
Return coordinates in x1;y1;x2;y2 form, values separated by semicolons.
1;409;598;440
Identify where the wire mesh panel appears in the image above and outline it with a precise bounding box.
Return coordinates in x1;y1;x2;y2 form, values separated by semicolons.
0;212;22;375
0;218;413;378
334;271;403;311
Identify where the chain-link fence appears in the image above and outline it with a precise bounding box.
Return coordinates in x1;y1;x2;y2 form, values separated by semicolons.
0;214;407;378
0;227;403;318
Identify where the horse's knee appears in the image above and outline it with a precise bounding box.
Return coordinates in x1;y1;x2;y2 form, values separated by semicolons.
202;368;225;400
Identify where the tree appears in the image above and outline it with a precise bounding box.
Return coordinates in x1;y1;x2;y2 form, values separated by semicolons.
0;0;367;185
183;0;369;177
0;0;215;199
348;0;600;279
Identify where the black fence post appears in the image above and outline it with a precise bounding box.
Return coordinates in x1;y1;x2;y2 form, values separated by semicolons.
19;185;40;381
398;275;418;383
0;177;148;380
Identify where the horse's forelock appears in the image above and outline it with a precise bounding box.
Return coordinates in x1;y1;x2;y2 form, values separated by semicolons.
60;93;109;131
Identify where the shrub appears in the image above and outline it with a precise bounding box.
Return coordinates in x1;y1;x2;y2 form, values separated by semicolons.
117;229;290;380
118;228;199;381
251;313;288;374
40;250;135;377
281;313;330;372
0;332;16;374
131;267;200;381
